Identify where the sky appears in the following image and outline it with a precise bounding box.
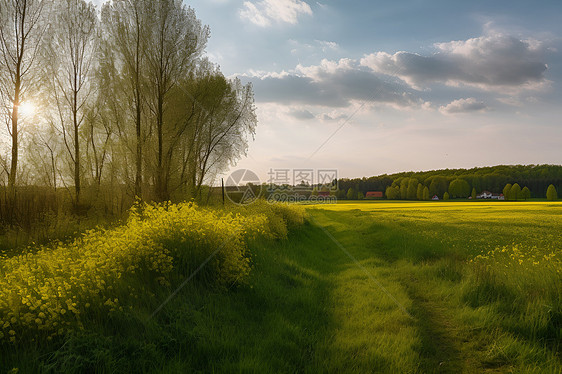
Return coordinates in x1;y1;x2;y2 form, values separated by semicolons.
105;0;562;183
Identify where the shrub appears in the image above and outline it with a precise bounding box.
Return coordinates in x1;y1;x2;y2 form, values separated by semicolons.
0;201;306;343
546;185;558;201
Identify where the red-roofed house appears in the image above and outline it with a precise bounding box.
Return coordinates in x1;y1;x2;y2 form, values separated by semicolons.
365;191;383;199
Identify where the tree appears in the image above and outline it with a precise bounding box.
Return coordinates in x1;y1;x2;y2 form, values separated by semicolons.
407;178;418;200
422;186;430;201
521;186;531;201
443;192;450;200
346;187;356;200
509;183;521;201
357;191;364;200
503;184;512;200
416;183;424;200
471;187;477;200
101;0;150;198
0;0;48;189
386;186;399;200
144;0;209;200
428;176;448;199
174;70;256;199
546;184;558;201
448;178;470;198
49;0;98;205
400;178;408;200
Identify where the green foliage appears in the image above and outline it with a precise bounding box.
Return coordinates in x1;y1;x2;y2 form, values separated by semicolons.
503;184;512;200
448;179;471;198
428;176;448;199
346;188;357;200
443;192;450;200
509;183;521;201
357;191;364;200
338;164;562;200
547;184;558;200
422;186;430;201
520;186;531;200
416;184;424;200
400;179;408;200
407;179;418;200
386;186;400;200
471;187;477;200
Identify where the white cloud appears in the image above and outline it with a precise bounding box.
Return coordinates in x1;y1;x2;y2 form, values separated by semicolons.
240;0;312;27
360;32;549;92
241;58;425;109
315;40;339;52
439;98;488;114
287;39;339;56
236;31;554;119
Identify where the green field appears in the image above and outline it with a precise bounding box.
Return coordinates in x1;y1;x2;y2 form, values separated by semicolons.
1;201;561;373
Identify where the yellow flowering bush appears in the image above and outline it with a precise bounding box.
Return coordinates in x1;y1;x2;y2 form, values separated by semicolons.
0;201;306;343
230;200;307;240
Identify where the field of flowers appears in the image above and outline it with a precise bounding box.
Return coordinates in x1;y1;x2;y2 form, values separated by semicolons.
0;201;306;345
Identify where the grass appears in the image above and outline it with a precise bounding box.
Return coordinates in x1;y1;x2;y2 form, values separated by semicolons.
1;200;561;372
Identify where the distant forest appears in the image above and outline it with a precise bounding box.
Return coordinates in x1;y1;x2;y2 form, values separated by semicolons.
337;165;562;199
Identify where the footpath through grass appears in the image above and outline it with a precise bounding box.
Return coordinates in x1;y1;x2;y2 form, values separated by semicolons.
1;201;561;373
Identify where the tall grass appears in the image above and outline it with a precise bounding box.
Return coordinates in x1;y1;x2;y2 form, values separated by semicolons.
464;244;561;349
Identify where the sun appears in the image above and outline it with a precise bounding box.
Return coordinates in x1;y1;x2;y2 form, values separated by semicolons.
19;101;36;117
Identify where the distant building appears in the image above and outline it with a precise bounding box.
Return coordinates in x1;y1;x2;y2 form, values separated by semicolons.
432;195;439;201
477;191;493;199
477;191;504;200
365;191;383;199
318;191;330;197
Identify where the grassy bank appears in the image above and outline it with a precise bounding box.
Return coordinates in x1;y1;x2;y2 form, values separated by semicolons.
0;201;306;371
1;201;560;372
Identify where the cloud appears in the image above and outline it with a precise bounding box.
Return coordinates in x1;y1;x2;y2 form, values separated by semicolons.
289;109;315;120
288;39;339;56
243;58;423;108
320;113;348;122
439;98;488;114
315;40;339;52
240;0;312;27
237;32;554;116
360;32;549;92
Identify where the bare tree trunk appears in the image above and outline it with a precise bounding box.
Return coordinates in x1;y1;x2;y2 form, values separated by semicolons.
9;84;19;189
134;15;143;199
73;91;81;205
135;86;142;198
156;93;166;201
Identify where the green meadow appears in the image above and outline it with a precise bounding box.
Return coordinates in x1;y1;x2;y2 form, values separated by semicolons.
1;201;561;373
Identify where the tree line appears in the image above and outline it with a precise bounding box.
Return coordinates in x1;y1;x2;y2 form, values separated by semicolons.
337;165;562;200
0;0;256;212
